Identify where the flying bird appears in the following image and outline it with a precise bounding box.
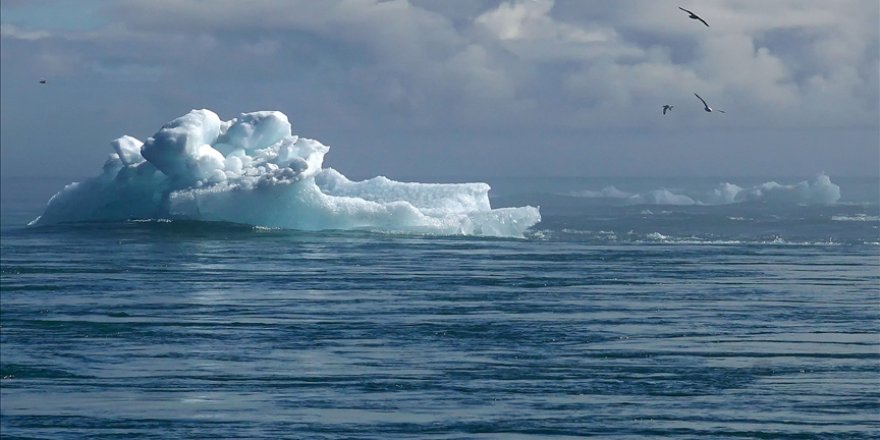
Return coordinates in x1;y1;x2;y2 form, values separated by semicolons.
39;79;47;84
694;93;725;113
679;7;709;27
662;105;674;115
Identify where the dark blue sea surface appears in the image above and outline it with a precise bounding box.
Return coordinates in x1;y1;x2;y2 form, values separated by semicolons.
2;176;879;439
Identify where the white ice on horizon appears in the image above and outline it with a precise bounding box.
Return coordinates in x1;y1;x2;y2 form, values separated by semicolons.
31;109;541;237
569;174;841;206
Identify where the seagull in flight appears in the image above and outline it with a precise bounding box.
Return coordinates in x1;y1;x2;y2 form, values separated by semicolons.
662;105;674;115
694;93;725;113
679;7;709;27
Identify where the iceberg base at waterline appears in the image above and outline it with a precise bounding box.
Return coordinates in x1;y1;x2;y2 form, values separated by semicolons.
30;109;541;238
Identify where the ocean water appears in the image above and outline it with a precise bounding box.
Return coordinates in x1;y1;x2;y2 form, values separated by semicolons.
1;175;878;439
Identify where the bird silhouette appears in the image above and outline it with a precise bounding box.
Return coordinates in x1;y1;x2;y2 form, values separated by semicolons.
694;93;725;113
39;79;47;84
662;105;674;115
679;7;709;27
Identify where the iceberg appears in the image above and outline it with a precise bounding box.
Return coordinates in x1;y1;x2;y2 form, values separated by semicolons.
569;174;841;206
31;109;541;237
705;174;841;205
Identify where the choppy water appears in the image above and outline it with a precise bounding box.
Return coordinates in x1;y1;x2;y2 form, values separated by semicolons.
2;176;879;439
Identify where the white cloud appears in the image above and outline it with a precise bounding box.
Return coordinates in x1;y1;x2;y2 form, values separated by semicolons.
1;0;877;177
0;23;51;40
3;0;876;128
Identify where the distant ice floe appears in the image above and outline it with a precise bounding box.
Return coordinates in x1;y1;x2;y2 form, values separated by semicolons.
570;174;841;206
831;214;880;222
31;109;540;237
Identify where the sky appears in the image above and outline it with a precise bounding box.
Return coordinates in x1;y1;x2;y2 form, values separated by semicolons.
1;0;878;180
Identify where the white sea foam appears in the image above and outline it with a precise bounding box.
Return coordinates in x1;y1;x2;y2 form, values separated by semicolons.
634;232;841;246
31;109;541;237
570;175;841;206
645;232;672;241
560;229;618;240
557;229;848;246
